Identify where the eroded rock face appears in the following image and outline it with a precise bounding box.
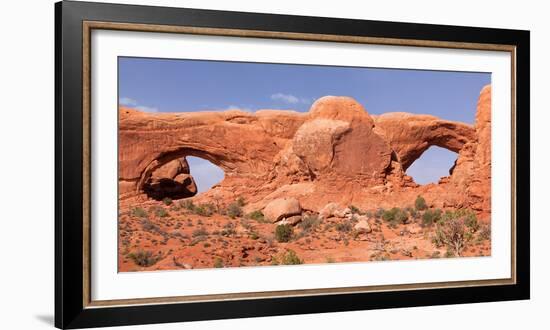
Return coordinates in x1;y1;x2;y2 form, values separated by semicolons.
119;86;491;214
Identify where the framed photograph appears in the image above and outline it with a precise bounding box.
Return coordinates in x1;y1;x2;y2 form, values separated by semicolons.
55;1;530;328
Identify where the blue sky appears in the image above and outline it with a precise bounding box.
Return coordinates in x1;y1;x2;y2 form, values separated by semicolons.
119;57;490;188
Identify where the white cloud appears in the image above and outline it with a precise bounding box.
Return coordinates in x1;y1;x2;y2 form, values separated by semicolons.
135;105;159;113
119;97;137;106
271;93;312;105
119;97;159;112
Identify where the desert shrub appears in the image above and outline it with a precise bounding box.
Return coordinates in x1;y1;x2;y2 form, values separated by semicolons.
192;227;209;237
194;203;215;217
349;205;361;215
153;206;168;218
271;256;280;265
131;207;148;218
395;209;409;224
441;209;479;232
382;207;408;226
236;196;246;207
478;223;491;241
433;217;466;256
463;211;479;232
226;202;243;219
240;218;252;230
249;231;259;240
181;199;195;210
128;250;161;267
335;221;353;232
281;249;303;265
406;206;418;219
162;197;172;206
141;219;160;233
275;224;293;242
374;208;385;219
247;210;267;223
213;257;224;268
444;250;455;258
221;223;236;237
422;208;442;226
299;214;321;232
179;199;215;216
415;195;428;211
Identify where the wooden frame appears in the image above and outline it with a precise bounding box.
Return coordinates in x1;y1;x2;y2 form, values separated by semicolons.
55;1;530;328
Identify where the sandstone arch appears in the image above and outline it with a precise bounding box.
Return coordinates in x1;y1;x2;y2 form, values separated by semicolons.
118;107;307;195
372;112;476;170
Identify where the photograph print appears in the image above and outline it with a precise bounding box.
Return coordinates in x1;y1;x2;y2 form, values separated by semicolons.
117;57;492;272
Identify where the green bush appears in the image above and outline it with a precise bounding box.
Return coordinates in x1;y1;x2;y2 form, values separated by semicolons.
406;206;418;219
247;210;267;223
180;199;215;216
213;257;224;268
374;208;385;219
194;203;215;217
131;207;148;218
281;249;303;265
236;196;246;207
382;207;408;226
221;223;236;237
128;250;161;267
433;217;466;257
162;197;172;206
181;199;195;210
226;202;243;219
463;211;479;232
275;224;293;242
154;206;169;218
478;223;491;241
441;209;479;232
141;219;160;233
335;221;353;232
415;195;428;211
299;214;321;232
192;227;209;237
349;205;361;215
422;208;442;226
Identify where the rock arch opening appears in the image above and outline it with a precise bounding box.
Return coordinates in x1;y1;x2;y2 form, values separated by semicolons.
139;149;227;200
186;156;225;193
405;146;458;185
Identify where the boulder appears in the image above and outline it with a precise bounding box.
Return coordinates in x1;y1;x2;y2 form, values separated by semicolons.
263;197;302;222
319;202;351;219
142;158;197;200
354;218;372;234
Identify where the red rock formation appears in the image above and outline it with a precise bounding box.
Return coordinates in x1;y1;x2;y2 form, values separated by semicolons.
119;85;491;215
142;158;197;200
